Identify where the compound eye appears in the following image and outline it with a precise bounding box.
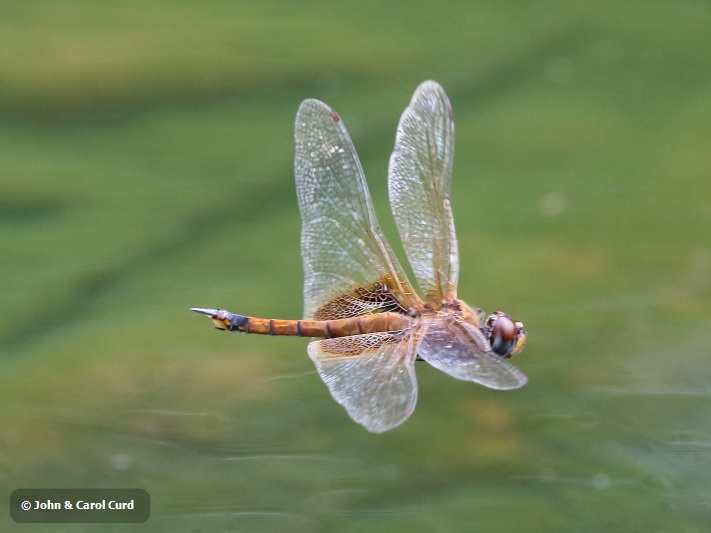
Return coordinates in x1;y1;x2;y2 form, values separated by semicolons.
485;312;526;358
493;315;516;342
486;313;515;357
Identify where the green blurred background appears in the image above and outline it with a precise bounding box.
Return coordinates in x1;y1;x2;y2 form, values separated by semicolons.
2;1;710;531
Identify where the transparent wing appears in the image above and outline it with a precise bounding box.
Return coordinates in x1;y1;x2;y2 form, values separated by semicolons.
388;80;459;303
308;330;421;433
418;317;527;390
295;99;420;319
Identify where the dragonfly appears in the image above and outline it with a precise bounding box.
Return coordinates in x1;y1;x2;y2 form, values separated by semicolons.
192;81;527;433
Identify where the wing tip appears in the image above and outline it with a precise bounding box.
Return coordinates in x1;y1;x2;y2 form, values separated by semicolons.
487;369;528;390
297;98;335;119
410;80;452;119
417;79;444;92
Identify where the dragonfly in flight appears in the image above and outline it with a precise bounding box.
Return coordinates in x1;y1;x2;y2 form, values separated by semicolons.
192;81;527;433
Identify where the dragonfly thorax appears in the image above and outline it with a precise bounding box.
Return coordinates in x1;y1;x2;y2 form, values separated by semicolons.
435;299;481;324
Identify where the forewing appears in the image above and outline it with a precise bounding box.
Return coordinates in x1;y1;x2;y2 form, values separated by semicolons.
308;330;420;433
418;317;527;390
388;80;459;303
295;100;419;319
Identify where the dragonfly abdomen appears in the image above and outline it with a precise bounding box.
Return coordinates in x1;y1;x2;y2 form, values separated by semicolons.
190;308;411;338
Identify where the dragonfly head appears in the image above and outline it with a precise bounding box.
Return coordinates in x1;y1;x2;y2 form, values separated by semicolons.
484;311;526;358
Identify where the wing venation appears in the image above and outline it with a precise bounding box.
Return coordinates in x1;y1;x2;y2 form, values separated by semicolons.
295;99;419;319
418;317;527;390
308;330;421;433
388;81;459;303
